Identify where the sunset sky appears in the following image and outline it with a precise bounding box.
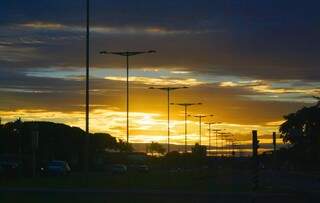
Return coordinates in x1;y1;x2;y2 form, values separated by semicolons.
1;0;319;150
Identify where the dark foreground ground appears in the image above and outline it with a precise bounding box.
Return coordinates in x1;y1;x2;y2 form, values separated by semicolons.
1;188;317;203
1;168;320;202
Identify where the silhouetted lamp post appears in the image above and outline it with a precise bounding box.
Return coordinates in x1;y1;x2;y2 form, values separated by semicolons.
218;132;230;157
84;0;90;185
100;50;156;144
204;122;216;155
171;102;202;153
212;128;222;156
149;86;188;153
189;114;213;145
226;133;234;157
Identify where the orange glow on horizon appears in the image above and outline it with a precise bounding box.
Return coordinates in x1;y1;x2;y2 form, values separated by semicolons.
0;108;279;146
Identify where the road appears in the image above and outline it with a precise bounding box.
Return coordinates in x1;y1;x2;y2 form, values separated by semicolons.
0;187;318;203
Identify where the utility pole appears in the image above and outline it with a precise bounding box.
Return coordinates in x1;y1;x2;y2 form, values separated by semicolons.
149;87;188;153
171;102;202;153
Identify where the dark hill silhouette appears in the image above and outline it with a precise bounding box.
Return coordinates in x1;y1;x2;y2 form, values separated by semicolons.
0;120;132;169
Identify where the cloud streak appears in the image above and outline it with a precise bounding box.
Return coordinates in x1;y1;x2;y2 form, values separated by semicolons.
19;21;218;36
219;79;320;102
105;76;204;86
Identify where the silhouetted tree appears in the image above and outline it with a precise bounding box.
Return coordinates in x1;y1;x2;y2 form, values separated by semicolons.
280;102;320;162
192;143;207;157
147;142;165;155
0;120;133;169
90;133;118;152
117;139;133;152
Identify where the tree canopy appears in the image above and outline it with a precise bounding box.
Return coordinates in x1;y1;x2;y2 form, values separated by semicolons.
0;119;133;168
191;143;207;157
147;142;165;155
280;102;320;161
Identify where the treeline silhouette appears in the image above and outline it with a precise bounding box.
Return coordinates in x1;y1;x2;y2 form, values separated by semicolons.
277;101;320;169
0;119;132;170
0;119;213;173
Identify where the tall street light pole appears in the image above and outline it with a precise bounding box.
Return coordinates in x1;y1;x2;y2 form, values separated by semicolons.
171;102;202;153
218;132;228;157
225;133;234;157
228;133;235;157
84;0;90;185
149;87;188;153
231;139;236;157
189;114;213;145
209;122;221;150
223;133;230;157
212;129;222;156
204;122;216;155
100;50;156;144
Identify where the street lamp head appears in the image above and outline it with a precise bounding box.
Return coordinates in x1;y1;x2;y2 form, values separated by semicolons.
198;102;202;105
171;86;188;90
148;50;156;53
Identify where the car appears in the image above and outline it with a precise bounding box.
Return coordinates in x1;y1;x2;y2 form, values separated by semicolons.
42;160;71;176
111;164;127;174
0;158;23;177
128;164;149;173
137;165;149;173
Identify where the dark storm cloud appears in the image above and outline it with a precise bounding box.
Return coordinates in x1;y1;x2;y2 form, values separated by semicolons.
1;0;224;29
1;0;320;81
